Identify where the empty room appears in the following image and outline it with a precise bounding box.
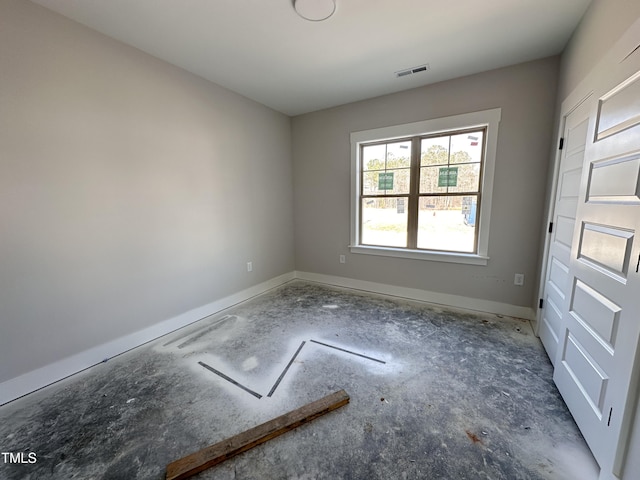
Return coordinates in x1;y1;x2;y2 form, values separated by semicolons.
2;0;640;479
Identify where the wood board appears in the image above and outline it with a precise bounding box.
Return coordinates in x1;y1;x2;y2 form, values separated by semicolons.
166;389;350;480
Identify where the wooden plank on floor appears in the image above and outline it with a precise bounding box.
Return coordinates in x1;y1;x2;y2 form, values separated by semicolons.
165;389;350;480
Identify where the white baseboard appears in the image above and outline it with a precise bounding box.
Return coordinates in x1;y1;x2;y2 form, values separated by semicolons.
0;272;295;406
295;271;536;321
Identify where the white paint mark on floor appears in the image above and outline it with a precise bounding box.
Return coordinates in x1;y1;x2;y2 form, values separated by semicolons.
242;356;259;371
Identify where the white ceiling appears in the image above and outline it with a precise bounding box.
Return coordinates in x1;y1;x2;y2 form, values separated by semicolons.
31;0;592;116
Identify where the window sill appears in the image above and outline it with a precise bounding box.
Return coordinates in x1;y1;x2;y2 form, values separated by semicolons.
349;245;489;265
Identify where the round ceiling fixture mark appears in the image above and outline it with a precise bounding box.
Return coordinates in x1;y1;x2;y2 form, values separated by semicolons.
294;0;336;22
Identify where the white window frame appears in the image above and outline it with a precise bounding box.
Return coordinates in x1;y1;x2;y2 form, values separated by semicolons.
350;108;501;265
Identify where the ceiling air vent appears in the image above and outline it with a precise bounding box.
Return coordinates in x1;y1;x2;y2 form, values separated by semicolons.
395;63;430;78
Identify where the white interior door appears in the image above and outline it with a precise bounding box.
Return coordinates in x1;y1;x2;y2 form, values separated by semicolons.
538;98;592;365
553;46;640;476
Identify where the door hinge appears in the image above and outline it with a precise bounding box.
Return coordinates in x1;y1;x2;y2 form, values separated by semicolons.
608;407;613;427
548;222;553;233
559;137;564;150
539;298;544;309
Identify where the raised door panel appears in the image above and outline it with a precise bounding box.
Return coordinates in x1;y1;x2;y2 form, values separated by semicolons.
577;222;635;282
596;70;640;141
587;153;640;203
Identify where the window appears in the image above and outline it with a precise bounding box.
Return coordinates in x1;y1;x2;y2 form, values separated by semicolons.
350;109;501;265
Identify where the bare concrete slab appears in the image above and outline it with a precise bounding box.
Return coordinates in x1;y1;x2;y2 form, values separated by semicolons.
0;281;598;479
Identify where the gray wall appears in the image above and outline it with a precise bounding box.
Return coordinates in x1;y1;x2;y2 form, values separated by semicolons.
291;57;559;310
559;0;640;101
0;0;294;383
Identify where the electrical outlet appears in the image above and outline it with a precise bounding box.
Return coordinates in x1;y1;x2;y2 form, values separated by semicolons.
514;273;524;286
339;255;346;264
247;261;253;272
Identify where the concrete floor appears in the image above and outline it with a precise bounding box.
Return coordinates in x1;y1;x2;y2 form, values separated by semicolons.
0;281;599;479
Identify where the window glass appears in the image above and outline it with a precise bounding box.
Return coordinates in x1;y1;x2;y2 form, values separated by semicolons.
419;166;449;194
448;163;480;193
361;197;408;247
386;141;411;168
420;137;449;166
363;144;387;170
450;132;484;163
417;195;477;252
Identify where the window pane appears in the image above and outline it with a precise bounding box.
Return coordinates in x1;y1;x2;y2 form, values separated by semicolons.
419;166;448;194
417;196;477;252
421;137;449;166
448;163;481;193
361;197;408;247
363;144;386;171
386;141;411;168
450;131;484;164
363;168;411;195
363;141;411;171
